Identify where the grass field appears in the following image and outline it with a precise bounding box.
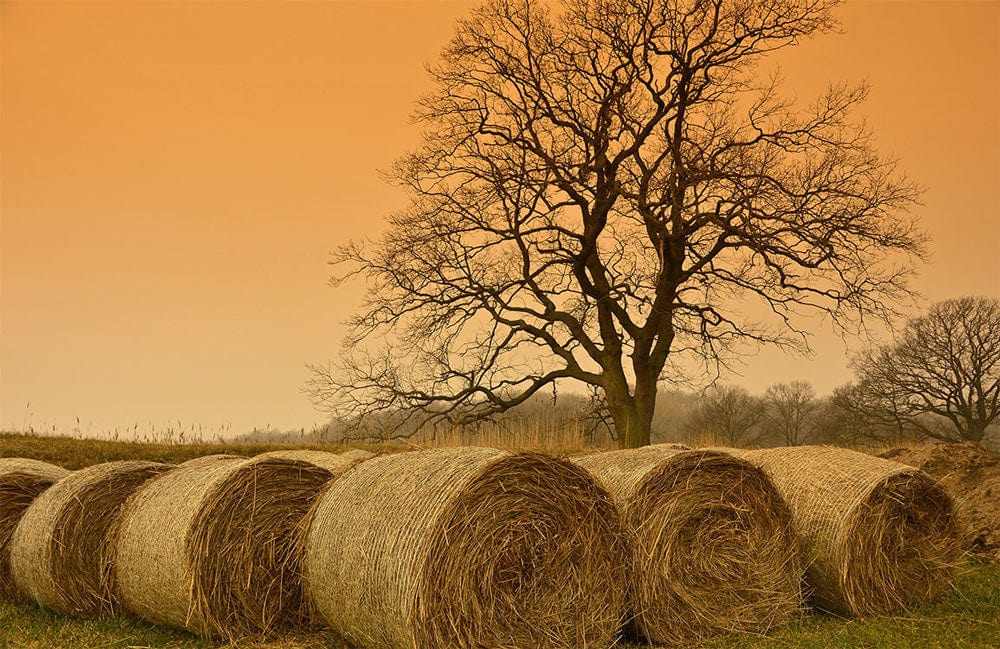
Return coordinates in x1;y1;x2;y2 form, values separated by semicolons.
2;432;999;648
0;432;370;469
2;561;997;648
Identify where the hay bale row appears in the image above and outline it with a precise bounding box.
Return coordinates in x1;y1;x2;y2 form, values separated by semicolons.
0;459;69;600
573;445;802;645
114;449;371;641
726;446;962;617
10;460;171;616
2;443;965;647
303;447;628;649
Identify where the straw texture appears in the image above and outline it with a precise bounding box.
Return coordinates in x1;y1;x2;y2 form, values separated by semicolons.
0;459;69;600
574;446;801;645
304;446;628;649
728;446;962;616
187;450;370;639
114;451;367;640
10;460;171;616
179;454;241;467
255;448;374;471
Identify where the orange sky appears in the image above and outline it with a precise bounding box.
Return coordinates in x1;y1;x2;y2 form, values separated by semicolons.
2;1;998;437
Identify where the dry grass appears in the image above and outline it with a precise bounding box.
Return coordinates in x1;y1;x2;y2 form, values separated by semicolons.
574;445;802;645
0;459;69;601
304;447;628;649
188;451;369;640
179;454;242;467
10;460;171;617
0;431;377;471
406;418;614;453
840;471;962;614
114;459;243;633
728;446;963;616
113;452;368;642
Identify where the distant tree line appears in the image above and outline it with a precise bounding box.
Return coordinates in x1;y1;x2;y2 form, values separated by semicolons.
301;297;998;450
687;297;1000;448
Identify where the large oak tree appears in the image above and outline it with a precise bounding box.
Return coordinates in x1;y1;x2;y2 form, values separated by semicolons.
308;0;924;448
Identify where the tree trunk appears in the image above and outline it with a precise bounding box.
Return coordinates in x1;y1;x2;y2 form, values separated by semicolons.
608;386;655;449
966;421;987;444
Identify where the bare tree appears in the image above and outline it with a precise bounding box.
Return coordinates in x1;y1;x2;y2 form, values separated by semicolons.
762;381;820;446
307;0;924;448
687;385;765;446
853;297;1000;444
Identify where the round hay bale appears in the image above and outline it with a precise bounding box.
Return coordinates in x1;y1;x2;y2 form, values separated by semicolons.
254;448;376;628
729;446;963;616
0;459;69;600
573;445;801;645
304;446;628;649
179;454;241;467
114;450;368;640
9;460;172;616
255;448;375;470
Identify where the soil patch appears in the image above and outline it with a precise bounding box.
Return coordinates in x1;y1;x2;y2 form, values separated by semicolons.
881;442;1000;558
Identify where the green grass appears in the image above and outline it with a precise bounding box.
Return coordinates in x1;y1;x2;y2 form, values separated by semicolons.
1;563;996;649
689;560;1000;649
